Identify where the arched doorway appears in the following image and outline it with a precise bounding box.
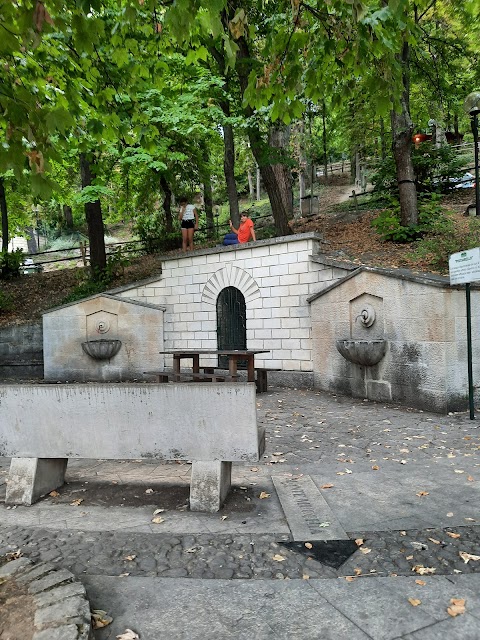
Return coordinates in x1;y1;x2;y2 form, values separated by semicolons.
216;286;246;369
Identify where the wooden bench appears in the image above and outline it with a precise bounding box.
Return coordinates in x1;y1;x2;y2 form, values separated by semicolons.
1;383;265;512
255;368;281;393
143;370;237;383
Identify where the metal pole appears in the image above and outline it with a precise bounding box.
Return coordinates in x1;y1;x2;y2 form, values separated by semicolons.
466;282;475;419
472;113;480;217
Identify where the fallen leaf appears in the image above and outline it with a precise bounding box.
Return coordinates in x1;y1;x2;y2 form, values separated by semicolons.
119;573;130;577
464;517;476;522
321;483;334;489
454;470;465;474
447;512;454;517
371;465;380;470
415;580;426;586
354;568;362;576
406;555;414;560
302;574;310;580
467;476;474;482
305;542;313;549
259;492;270;499
153;509;165;515
221;515;228;521
412;565;436;575
345;576;356;582
459;551;480;564
400;531;407;536
447;598;466;617
336;472;345;476
151;516;165;524
250;467;259;472
428;538;441;545
408;598;422;607
272;554;286;562
70;498;84;506
124;555;136;561
49;490;60;497
92;610;113;629
319;522;330;528
446;532;461;539
145;488;154;494
359;547;371;555
116;630;140;640
416;491;429;497
355;538;364;546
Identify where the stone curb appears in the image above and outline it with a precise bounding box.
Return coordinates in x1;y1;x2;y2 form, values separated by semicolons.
0;557;92;640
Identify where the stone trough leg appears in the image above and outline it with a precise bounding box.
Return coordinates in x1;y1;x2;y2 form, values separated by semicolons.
189;461;232;512
5;458;68;505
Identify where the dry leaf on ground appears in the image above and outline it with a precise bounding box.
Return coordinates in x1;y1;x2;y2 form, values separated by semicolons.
272;554;286;562
305;542;313;549
372;465;380;470
49;490;60;497
259;492;271;499
345;576;356;582
321;483;334;489
428;538;441;545
415;580;426;586
355;538;364;546
92;610;113;629
70;498;84;506
412;565;436;575
408;598;422;607
145;488;154;494
151;516;165;524
359;547;371;555
124;555;136;561
459;552;480;564
446;532;461;539
447;598;466;617
116;630;140;640
416;491;429;497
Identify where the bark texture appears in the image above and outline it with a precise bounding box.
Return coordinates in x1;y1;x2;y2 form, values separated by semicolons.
0;177;8;252
79;153;106;276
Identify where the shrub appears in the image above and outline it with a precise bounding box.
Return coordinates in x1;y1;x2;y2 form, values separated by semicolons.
371;194;445;243
372;143;467;195
133;213;181;254
0;289;13;312
0;249;24;279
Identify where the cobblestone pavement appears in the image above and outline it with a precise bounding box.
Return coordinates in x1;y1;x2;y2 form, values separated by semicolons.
2;387;480;638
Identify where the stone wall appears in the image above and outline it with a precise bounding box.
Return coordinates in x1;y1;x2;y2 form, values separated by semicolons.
0;323;43;379
310;267;478;413
43;294;165;381
111;233;350;382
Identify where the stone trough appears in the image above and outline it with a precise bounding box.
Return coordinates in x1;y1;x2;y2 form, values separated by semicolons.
0;382;264;512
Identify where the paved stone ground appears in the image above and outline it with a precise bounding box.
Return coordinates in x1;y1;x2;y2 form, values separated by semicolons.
1;387;480;639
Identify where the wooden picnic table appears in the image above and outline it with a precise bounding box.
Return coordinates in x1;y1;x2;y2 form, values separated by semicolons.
158;349;270;383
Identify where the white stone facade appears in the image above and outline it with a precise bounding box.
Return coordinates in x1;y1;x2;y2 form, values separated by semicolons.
114;233;344;374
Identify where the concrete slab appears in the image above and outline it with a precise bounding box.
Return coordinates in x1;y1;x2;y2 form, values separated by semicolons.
272;475;349;540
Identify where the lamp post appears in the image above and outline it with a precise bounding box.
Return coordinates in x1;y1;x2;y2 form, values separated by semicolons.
464;91;480;217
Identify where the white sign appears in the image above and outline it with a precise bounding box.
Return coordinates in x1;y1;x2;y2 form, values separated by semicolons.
449;247;480;285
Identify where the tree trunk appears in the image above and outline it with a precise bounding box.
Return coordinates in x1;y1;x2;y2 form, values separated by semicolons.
0;177;8;252
79;153;106;277
63;205;73;230
391;41;418;227
256;165;261;200
222;120;240;226
202;171;214;239
380;117;387;160
159;174;173;233
269;124;294;219
235;36;292;236
322;102;328;185
247;169;254;200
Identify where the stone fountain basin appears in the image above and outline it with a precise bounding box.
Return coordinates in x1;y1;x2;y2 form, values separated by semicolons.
81;339;122;360
336;339;387;366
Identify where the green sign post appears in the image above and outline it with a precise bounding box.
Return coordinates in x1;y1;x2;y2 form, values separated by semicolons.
449;248;480;419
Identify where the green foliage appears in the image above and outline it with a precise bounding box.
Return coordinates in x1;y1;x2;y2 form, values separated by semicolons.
133;213;181;254
371;194;445;243
372;143;468;195
0;289;13;312
410;217;480;273
62;246;131;303
0;249;24;279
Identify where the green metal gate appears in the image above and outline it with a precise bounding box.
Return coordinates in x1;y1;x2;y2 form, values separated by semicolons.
216;286;247;369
